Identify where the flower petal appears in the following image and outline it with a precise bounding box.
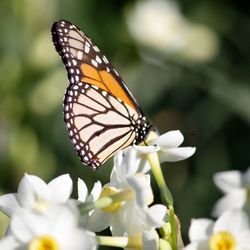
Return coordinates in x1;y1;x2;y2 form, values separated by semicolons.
48;174;73;203
0;194;19;216
188;218;214;242
133;145;159;154
124;202;148;235
88;181;102;202
77;178;88;202
213;209;249;235
236;230;250;249
159;147;196;162
213;170;243;193
112;147;151;183
146;205;166;228
184;241;210;250
142;230;159;250
10;210;47;242
151;130;184;148
110;211;127;236
127;174;153;207
0;235;22;250
86;209;112;232
17;174;50;208
211;190;246;217
61;229;96;250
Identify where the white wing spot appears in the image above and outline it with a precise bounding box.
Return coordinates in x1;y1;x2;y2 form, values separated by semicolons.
114;69;119;76
85;45;90;53
93;45;100;52
103;55;109;64
77;51;83;60
91;59;98;67
96;55;102;63
65;113;70;119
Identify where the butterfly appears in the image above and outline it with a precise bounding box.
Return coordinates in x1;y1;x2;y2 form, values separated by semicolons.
51;20;152;170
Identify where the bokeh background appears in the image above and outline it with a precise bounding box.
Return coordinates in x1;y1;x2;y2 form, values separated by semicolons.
0;0;249;246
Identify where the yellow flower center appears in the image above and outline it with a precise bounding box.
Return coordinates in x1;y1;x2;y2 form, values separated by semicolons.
33;200;49;213
100;187;122;212
29;235;59;250
209;231;236;250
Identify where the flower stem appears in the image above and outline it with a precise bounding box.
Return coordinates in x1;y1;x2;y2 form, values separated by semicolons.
146;152;177;250
146;152;173;206
97;236;128;248
79;188;134;214
169;205;177;250
97;235;141;248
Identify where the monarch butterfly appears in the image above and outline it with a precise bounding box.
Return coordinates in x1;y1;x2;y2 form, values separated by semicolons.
51;20;152;170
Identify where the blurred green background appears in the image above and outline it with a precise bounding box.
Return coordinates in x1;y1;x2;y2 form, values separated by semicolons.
0;0;249;245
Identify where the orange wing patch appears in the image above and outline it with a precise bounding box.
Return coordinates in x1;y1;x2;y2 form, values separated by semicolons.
80;63;136;110
81;64;108;91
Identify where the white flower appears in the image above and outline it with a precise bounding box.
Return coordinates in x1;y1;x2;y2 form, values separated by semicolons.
0;173;72;216
134;130;196;163
0;204;96;250
212;168;250;217
126;0;219;62
86;154;166;236
184;209;250;250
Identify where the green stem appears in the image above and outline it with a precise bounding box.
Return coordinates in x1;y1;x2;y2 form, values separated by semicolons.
169;205;177;250
146;152;177;250
146;152;173;206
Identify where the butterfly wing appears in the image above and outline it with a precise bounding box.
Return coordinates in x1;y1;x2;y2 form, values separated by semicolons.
51;20;151;169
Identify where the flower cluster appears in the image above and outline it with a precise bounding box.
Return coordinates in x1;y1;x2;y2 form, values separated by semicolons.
0;130;195;250
1;128;249;250
184;168;250;250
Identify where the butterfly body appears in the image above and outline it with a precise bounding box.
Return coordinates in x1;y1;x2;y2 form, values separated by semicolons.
51;20;151;169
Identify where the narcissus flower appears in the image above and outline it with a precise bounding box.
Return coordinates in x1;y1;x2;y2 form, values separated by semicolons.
86;153;166;236
212;167;250;217
184;209;250;250
126;0;219;62
0;173;73;216
134;130;196;163
0;205;96;250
